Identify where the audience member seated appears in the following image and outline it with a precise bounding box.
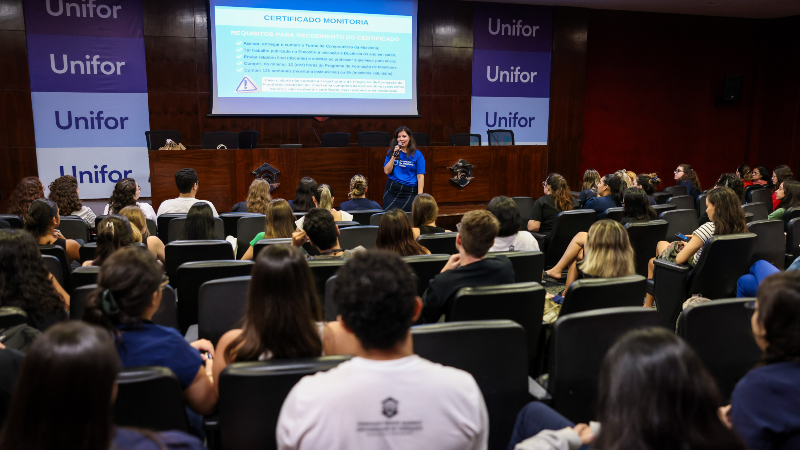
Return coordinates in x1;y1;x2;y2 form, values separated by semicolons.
529;173;575;233
241;199;296;261
615;169;633;187
716;173;745;203
291;208;366;259
376;209;430;256
83;248;218;418
411;193;446;238
180;202;219;241
738;164;754;187
4;177;44;221
583;174;625;220
645;187;747;307
289;177;318;212
723;272;800;450
277;251;488;450
771;165;794;210
295;184;353;230
487;196;539;252
577;169;600;207
231;179;271;213
543;220;635;303
751;165;769;187
768;180;800;220
156;169;219;218
621;187;658;225
631;173;660;205
0;321;206;450
48;175;96;227
674;163;703;199
104;178;157;222
0;229;68;331
120;206;165;263
737;260;780;298
82;215;135;267
421;210;514;323
509;328;746;450
339;174;381;211
25;199;81;264
215;245;347;388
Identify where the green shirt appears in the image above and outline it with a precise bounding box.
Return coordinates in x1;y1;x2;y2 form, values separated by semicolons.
768;208;785;221
250;232;265;248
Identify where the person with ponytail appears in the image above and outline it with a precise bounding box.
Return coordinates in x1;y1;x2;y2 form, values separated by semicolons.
120;206;166;263
294;184;353;230
82;215;136;267
528;173;576;234
82;248;217;419
583;174;626;219
632;173;661;205
24;198;81;264
339;174;381;211
578;169;601;207
737;164;754;187
674;163;702;199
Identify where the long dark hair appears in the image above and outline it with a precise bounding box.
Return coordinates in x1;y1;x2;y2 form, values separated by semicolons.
48;175;82;215
773;165;794;186
292;177;318;212
0;229;66;319
24;198;59;238
737;164;752;182
5;177;44;219
82;248;163;336
604;174;626;206
94;215;135;266
755;271;800;365
593;328;746;450
181;202;216;240
0;322;120;450
677;164;702;192
752;165;768;182
107;178;137;214
623;188;657;221
706;187;748;236
224;245;323;362
376;209;429;256
388;126;418;158
546;173;574;212
778;180;800;210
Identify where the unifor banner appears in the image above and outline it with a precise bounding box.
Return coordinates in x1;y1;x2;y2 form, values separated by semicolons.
25;0;151;198
470;3;553;145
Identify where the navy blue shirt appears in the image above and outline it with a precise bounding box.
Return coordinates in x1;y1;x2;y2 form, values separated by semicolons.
340;198;382;211
114;428;206;450
578;188;597;207
731;361;800;450
116;321;203;390
678;180;702;199
385;150;426;186
584;195;620;219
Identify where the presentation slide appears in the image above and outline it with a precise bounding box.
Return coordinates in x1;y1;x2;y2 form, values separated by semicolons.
208;0;418;116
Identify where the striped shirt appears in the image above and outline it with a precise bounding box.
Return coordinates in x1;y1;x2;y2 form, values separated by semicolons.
692;222;715;265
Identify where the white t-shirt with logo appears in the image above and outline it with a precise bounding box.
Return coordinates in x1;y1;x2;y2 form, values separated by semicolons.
277;355;488;450
490;231;541;253
155;198;219;217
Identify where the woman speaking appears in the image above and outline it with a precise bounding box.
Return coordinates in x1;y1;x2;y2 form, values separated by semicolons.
383;126;426;212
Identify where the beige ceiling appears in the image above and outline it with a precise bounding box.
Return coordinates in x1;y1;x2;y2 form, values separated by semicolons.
463;0;800;19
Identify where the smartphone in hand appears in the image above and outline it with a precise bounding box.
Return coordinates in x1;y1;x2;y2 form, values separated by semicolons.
675;233;690;242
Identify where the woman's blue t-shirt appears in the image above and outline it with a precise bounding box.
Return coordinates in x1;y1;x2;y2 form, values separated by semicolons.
384;150;426;186
339;198;382;211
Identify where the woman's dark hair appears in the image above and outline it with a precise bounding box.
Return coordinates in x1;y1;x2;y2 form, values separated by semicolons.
677;164;702;192
0;229;66;320
292;177;318;212
623;188;657;221
388;126;418;158
24;198;59;238
752;165;768;181
773;165;794;186
778;180;800;211
5;177;44;219
636;173;660;195
181;202;216;240
593;328;747;450
0;322;120;450
82;248;163;336
107;178;137;214
487;196;522;238
546;173;574;212
716;173;745;202
224;245;323;362
737;164;752;182
706;187;748;236
755;271;800;365
603;174;626;206
93;215;135;266
376;209;429;256
412;193;438;227
48;175;82;216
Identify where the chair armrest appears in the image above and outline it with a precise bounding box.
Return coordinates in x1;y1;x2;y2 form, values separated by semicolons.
204;414;221;450
652;259;691;273
652;259;690;330
529;376;552;404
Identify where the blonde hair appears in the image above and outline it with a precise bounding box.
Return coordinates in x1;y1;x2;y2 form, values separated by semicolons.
459;210;500;258
615;170;632;188
412;193;438;227
118;206;148;239
349;175;368;199
130;226;142;243
626;170;637;184
246;179;271;214
582;169;601;191
315;184;334;210
265;199;295;239
579;220;635;278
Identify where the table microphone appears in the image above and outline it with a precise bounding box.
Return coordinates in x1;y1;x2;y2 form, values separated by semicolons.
311;127;322;145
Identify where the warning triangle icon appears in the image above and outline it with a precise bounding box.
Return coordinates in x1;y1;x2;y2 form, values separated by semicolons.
236;76;261;93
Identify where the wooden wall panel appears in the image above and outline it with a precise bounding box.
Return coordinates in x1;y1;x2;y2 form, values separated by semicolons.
144;36;198;93
0;0;24;31
431;147;491;202
0;90;35;148
0;148;39;212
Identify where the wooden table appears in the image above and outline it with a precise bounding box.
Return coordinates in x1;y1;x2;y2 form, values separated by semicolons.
148;145;547;216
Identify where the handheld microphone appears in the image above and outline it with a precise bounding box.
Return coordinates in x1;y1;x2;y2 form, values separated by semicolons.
311;127;322;145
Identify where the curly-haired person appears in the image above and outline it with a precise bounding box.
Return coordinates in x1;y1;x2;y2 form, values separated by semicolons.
5;177;44;221
48;175;96;227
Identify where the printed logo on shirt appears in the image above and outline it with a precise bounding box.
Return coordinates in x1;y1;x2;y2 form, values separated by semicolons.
382;397;399;418
355;397;423;437
397;160;415;168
